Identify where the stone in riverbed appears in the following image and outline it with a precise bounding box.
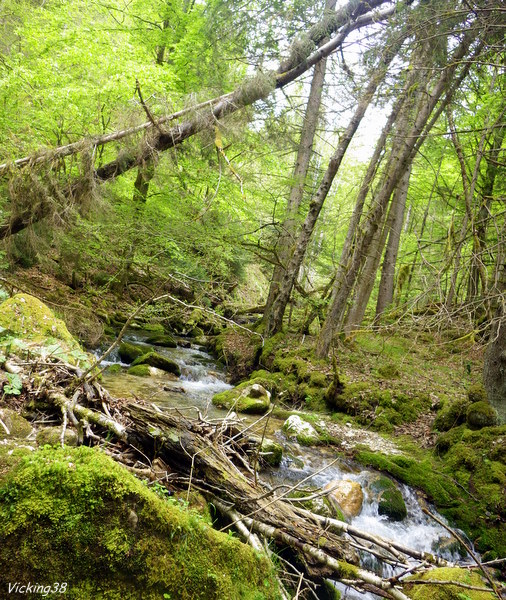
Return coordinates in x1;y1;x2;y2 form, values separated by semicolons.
369;475;407;521
118;341;147;364
131;352;181;376
324;479;363;519
127;364;151;377
145;334;177;348
282;415;319;445
212;383;271;415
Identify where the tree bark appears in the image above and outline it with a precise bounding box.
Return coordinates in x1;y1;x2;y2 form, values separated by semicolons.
375;165;412;322
316;29;479;358
483;222;506;424
263;37;403;337
263;0;335;323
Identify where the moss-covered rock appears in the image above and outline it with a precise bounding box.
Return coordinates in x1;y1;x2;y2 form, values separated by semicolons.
378;488;407;521
466;401;498;430
467;383;487;403
404;566;496;599
0;294;88;367
118;341;147;364
131;352;181;376
0;446;280;600
433;397;471;431
127;364;151;377
369;475;407;521
0;408;32;439
282;415;319;445
212;382;271;414
36;426;78;447
145;334;177;348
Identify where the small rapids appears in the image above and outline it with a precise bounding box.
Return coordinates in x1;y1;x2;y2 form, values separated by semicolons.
98;331;476;599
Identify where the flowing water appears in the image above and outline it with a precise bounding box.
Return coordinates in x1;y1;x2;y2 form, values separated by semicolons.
98;331;475;599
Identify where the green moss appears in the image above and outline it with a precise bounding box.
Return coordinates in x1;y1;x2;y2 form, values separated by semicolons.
36;427;78;447
466;401;498;430
0;294;88;367
376;362;400;379
0;294;76;347
118;342;148;363
127;364;151;377
378;488;407;521
259;439;283;467
131;352;181;376
404;566;496;599
0;446;280;600
145;334;177;348
107;363;123;374
309;371;328;388
434;426;465;455
0;408;32;439
433;397;471;432
467;383;487;403
212;381;271;414
141;323;165;334
336;561;358;580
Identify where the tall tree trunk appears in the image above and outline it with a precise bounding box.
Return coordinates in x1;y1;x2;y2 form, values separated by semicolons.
264;39;402;337
483;220;506;424
263;0;336;323
316;29;479;358
375;165;412;322
469;116;505;304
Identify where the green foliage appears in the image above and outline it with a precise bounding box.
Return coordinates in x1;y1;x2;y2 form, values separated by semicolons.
3;373;22;396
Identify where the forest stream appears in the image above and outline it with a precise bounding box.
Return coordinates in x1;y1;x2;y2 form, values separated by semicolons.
98;332;477;600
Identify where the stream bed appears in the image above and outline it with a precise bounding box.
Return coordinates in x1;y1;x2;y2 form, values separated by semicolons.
98;332;475;599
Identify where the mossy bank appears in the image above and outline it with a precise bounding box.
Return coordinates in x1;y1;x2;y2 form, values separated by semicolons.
0;446;280;600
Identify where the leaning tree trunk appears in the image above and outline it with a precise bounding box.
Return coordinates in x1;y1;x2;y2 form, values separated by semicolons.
375;165;412;322
0;0;396;240
315;28;479;359
263;37;403;337
263;0;334;322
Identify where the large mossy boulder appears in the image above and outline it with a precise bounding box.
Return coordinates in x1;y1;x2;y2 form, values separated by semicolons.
0;294;88;366
131;352;181;376
0;446;279;600
466;401;498;430
118;341;147;363
212;382;271;414
369;475;407;522
405;566;496;599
